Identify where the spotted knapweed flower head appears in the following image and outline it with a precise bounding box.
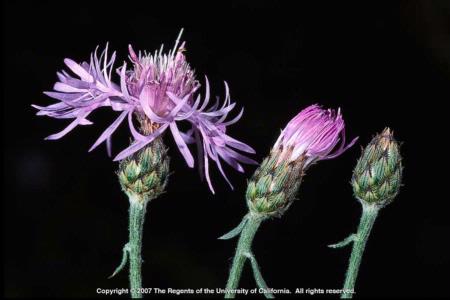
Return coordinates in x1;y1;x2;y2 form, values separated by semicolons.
33;29;256;193
246;104;358;217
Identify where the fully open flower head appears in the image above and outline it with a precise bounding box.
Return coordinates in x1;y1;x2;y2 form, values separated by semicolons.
33;29;256;193
247;104;358;216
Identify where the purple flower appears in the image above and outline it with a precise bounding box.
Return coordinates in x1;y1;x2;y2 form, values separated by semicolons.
273;104;358;168
33;30;256;193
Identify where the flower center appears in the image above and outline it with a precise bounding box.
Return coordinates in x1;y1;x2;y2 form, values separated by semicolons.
137;112;161;135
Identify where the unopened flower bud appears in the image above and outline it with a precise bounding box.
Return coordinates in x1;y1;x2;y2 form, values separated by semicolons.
352;128;402;206
118;137;170;203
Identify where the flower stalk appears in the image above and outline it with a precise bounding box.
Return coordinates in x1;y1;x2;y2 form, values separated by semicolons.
222;213;273;299
109;199;148;298
329;203;379;298
128;200;147;298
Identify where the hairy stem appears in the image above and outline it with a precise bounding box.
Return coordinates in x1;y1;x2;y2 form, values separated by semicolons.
245;252;275;298
341;204;379;299
225;214;272;298
128;199;147;298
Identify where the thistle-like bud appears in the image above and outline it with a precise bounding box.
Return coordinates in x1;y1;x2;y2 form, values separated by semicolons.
118;137;170;204
352;128;402;207
246;104;356;217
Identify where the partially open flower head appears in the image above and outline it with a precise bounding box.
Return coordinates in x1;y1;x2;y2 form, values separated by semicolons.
352;128;402;207
33;29;256;193
273;104;358;168
246;104;357;217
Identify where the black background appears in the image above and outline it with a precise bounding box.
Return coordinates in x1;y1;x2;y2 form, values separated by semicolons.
3;0;450;298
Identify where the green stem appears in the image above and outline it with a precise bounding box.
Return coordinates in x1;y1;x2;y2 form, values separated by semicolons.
225;216;261;297
245;252;275;299
128;199;147;298
341;204;379;299
225;214;273;299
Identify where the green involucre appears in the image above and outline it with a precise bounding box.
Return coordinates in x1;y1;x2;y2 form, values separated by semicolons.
246;150;304;217
352;128;402;206
118;137;170;202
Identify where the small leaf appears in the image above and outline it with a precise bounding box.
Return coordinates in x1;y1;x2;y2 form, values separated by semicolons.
218;215;249;240
328;234;357;248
